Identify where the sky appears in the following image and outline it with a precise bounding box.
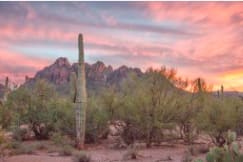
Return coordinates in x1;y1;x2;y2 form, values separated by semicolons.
0;2;243;91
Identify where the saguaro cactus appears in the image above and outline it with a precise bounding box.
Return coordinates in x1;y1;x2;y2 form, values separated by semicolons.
197;78;202;93
221;85;224;99
74;34;87;149
3;77;9;102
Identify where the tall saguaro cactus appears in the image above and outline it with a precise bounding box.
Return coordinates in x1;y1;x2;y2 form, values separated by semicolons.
74;34;87;149
197;78;202;93
220;85;224;99
3;77;9;102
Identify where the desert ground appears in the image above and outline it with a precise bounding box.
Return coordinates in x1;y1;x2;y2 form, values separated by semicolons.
5;143;205;162
6;135;243;162
3;134;220;162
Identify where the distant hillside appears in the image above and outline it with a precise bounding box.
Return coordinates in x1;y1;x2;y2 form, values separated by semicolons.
223;91;243;97
24;57;143;94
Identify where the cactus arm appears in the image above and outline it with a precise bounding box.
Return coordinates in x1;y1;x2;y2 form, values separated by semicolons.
70;72;77;103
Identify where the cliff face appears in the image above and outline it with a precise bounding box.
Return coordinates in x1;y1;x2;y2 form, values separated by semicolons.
24;57;143;94
34;57;72;85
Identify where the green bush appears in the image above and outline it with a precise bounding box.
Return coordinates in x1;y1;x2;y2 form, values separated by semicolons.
0;104;12;129
116;70;179;147
12;128;28;141
85;96;110;143
72;152;91;162
12;144;35;155
122;147;139;160
59;145;73;156
181;150;193;162
196;97;241;146
8;140;21;149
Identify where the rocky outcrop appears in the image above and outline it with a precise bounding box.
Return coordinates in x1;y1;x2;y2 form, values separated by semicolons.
107;65;142;85
24;57;143;94
35;57;72;85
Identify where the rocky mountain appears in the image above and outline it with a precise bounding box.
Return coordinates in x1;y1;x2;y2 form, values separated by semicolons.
21;57;243;99
24;57;143;94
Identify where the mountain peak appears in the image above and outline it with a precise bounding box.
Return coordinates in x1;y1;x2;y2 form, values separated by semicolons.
54;57;71;67
93;61;105;66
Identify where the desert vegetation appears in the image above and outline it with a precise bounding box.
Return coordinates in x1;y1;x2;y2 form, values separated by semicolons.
1;66;243;161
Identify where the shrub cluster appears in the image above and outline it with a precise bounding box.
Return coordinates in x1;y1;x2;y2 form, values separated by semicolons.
0;66;243;152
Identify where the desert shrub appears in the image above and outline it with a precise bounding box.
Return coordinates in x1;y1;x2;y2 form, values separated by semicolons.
194;160;203;162
8;140;21;149
122;147;140;160
6;79;77;140
23;79;56;139
6;80;57;139
0;104;12;129
59;145;73;156
10;141;49;155
175;93;201;144
48;93;110;144
196;96;241;147
3;86;31;129
49;99;75;137
34;142;47;150
176;78;213;144
85;95;110;144
72;152;91;162
12;144;35;155
51;132;65;146
50;132;74;148
181;150;193;162
12;128;28;141
116;70;179;147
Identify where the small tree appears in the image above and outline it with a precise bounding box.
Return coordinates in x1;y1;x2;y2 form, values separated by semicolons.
85;96;110;143
117;68;179;147
175;93;199;143
7;79;58;140
24;79;56;139
196;96;241;147
176;77;212;144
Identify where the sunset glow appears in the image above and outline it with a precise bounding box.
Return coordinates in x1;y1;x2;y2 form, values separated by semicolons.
0;2;243;91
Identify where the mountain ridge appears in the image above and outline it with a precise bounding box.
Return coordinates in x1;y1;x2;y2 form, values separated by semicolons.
1;57;242;98
24;57;143;94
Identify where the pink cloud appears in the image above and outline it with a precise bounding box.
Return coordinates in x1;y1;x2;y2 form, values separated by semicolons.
144;2;243;26
0;24;76;43
0;48;51;84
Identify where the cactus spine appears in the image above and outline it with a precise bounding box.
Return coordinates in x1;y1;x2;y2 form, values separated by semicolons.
74;34;87;149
